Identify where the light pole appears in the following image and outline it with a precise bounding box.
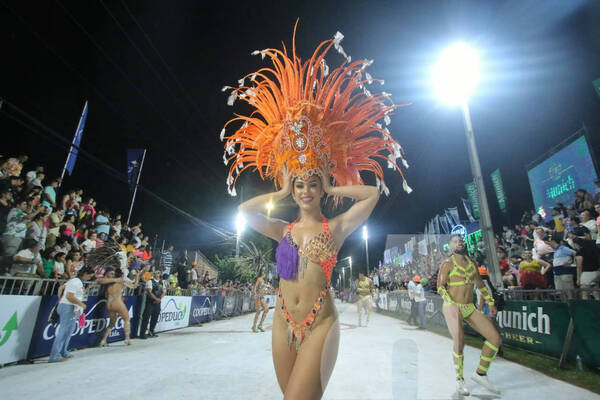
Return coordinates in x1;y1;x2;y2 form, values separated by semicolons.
235;212;246;257
432;42;502;287
338;256;353;281
362;226;370;275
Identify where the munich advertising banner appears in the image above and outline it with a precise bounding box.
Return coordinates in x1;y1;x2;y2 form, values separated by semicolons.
154;296;192;333
29;295;136;358
495;301;570;358
189;296;212;325
0;295;42;364
567;300;600;367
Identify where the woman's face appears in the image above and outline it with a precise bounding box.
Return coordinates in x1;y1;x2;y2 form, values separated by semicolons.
73;252;81;260
523;251;532;260
106;270;115;278
292;175;323;211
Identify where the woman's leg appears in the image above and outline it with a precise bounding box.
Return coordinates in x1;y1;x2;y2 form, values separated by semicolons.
356;298;363;326
272;308;297;393
252;297;261;332
60;305;77;358
442;304;465;380
364;298;372;326
283;317;339;400
101;309;117;345
466;310;502;375
115;300;131;344
258;298;269;330
49;304;74;361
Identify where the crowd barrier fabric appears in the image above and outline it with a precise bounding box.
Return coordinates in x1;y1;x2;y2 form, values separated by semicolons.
189;296;213;324
154;296;192;333
0;295;41;364
567;300;600;367
28;295;136;358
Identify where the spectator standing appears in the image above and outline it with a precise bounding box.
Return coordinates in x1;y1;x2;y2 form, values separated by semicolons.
48;266;94;363
94;210;111;237
413;275;427;330
46;209;63;249
407;276;417;326
25;165;44;184
567;217;591;243
4;155;28;177
519;250;550;291
140;269;165;339
0;187;13;235
2;200;38;256
27;213;48;251
11;238;44;277
580;210;598;241
53;252;68;279
573;238;600;300
502;226;515;246
549;238;576;300
41;178;60;212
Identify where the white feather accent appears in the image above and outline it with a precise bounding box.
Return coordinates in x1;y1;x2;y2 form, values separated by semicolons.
380;80;385;85
220;128;226;141
382;182;390;196
246;89;256;97
376;123;382;129
223;153;228;165
402;158;409;168
403;181;413;194
387;160;394;169
238;78;245;86
321;59;329;76
242;121;249;129
261;51;266;60
251;50;260;56
226;144;235;155
333;31;344;44
365;72;372;84
226;175;233;185
364;88;372;97
376;177;381;189
239;162;244;168
250;74;257;81
384;115;391;125
221;86;232;92
227;92;237;106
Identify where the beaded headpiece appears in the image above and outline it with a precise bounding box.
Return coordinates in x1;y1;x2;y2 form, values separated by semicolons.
221;22;411;197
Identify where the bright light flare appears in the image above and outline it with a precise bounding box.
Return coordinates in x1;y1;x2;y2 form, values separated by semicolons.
362;225;368;241
235;212;246;235
432;42;480;105
266;201;274;212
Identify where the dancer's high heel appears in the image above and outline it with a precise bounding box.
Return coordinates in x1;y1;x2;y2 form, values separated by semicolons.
251;326;258;333
257;326;265;332
126;339;132;346
99;340;107;347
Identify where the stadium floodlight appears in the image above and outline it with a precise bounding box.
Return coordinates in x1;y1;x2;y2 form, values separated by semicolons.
431;43;502;287
431;42;480;105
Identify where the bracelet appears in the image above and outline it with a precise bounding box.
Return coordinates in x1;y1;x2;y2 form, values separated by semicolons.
479;286;495;307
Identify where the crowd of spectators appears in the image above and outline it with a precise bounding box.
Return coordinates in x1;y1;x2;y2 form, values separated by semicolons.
366;183;600;302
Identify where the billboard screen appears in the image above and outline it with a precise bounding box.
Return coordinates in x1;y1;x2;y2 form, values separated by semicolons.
527;136;598;220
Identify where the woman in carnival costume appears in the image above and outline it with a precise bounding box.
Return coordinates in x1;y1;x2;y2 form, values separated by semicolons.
221;22;411;399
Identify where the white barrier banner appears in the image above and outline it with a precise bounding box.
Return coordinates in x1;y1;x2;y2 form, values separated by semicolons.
154;296;192;333
0;295;42;364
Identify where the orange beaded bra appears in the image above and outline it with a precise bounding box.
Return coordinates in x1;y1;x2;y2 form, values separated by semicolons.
277;216;337;283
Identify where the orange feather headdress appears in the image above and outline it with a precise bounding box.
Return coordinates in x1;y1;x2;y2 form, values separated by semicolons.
221;24;411;198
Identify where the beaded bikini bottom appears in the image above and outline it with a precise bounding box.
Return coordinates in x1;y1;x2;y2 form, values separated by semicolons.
278;285;329;351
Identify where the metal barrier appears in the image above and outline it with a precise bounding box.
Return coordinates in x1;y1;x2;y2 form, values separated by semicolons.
0;277;65;296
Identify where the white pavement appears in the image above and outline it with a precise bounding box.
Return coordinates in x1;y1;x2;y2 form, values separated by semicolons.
1;300;597;400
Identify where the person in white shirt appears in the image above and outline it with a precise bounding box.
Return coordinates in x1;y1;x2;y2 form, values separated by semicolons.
412;275;427;329
407;278;418;325
581;210;598;241
81;232;98;254
48;265;95;362
11;239;44;277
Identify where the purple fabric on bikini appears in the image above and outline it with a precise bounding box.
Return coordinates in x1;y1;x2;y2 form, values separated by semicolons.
276;236;298;280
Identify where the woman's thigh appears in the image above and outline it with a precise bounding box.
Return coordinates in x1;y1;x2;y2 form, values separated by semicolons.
272;310;297;394
442;304;463;343
284;318;340;400
261;298;269;311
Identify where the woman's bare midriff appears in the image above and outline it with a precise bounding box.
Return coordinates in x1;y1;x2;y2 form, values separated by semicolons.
447;283;475;305
277;262;337;327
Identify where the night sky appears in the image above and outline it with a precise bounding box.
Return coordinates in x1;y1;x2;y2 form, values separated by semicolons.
2;1;600;271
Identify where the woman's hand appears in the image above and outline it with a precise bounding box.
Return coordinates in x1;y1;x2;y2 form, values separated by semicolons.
280;166;292;196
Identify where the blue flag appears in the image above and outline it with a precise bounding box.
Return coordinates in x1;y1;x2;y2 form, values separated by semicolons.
65;101;88;176
127;149;146;191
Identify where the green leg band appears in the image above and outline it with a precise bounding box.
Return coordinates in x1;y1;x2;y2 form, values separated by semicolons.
477;341;499;374
484;340;499;353
452;351;464;378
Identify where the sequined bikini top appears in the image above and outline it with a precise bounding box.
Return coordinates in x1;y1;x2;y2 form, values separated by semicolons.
276;216;337;283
